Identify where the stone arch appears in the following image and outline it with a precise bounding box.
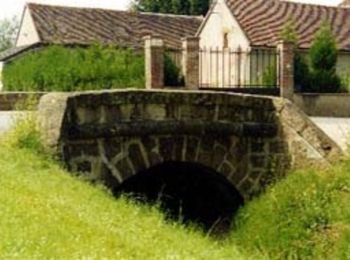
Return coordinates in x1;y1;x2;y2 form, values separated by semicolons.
113;160;244;232
93;134;257;200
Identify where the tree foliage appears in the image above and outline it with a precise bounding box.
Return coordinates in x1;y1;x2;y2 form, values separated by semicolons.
131;0;211;15
0;16;19;52
279;18;299;44
280;19;341;93
308;23;341;92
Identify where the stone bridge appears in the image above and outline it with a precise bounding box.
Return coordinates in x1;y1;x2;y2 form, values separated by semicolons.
38;90;342;202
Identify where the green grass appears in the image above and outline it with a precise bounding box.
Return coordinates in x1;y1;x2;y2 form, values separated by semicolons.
232;163;350;259
0;145;250;259
1;115;350;259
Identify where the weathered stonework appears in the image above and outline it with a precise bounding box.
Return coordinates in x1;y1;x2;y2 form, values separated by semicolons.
182;37;200;90
0;92;46;111
144;35;164;89
38;90;343;200
278;41;295;101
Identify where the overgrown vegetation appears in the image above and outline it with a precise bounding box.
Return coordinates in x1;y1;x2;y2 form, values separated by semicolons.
2;114;350;259
280;19;342;93
0;116;249;259
3;45;145;91
232;163;350;259
164;53;184;86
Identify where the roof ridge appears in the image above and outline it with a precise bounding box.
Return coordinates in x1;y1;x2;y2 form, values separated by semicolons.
26;2;128;13
140;12;203;20
26;2;204;19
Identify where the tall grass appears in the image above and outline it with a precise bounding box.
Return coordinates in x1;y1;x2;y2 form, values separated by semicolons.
231;163;350;259
1;113;350;259
0;116;250;259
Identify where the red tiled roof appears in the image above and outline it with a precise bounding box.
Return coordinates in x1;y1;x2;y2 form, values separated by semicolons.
26;3;203;49
226;0;350;51
339;0;350;7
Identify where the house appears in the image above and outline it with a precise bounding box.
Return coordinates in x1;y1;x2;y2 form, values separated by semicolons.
197;0;350;88
339;0;350;7
0;3;203;89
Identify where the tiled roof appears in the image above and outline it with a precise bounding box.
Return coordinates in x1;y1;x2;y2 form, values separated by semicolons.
339;0;350;7
26;3;203;49
226;0;350;51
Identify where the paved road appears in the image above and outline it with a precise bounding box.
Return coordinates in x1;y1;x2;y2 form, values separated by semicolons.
311;117;350;152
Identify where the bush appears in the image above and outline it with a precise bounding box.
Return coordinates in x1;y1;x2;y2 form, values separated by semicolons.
294;51;311;92
3;45;145;91
164;53;184;87
341;75;350;92
261;64;277;88
306;23;341;93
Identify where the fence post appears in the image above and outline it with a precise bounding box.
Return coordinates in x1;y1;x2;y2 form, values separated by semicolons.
182;37;200;90
144;35;164;89
277;40;295;100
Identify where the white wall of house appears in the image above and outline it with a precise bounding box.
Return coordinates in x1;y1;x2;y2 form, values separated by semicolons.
16;7;40;47
198;0;251;88
198;0;249;50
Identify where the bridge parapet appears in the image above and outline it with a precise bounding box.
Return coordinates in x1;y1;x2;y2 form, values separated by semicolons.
38;90;342;200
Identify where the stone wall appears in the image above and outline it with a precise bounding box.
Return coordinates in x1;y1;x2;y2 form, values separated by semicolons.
294;93;350;117
0;92;46;111
38;90;342;200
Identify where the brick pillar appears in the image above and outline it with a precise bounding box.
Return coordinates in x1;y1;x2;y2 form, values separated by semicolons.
277;41;295;100
144;35;164;89
182;37;200;90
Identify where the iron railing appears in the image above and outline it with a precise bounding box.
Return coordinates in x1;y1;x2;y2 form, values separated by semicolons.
199;47;280;89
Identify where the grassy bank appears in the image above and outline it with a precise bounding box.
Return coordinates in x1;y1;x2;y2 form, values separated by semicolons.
1;116;350;259
0;144;249;259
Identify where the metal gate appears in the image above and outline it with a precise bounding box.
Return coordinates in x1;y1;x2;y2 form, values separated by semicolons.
199;47;280;89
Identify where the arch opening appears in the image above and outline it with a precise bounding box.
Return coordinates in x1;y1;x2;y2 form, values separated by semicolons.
113;161;244;233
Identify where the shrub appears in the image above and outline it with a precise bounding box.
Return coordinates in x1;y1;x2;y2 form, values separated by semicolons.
294;51;311;92
3;45;145;91
164;53;184;87
341;75;350;92
307;23;341;92
261;64;277;88
2;113;44;154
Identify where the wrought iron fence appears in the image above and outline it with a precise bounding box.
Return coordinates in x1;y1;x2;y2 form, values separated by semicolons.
199;47;280;89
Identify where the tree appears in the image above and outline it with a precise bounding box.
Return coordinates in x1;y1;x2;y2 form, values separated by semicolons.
308;22;341;92
131;0;211;15
0;16;19;52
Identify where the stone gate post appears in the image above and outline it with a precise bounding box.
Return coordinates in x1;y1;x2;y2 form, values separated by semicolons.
182;37;200;90
144;35;164;89
277;41;295;100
